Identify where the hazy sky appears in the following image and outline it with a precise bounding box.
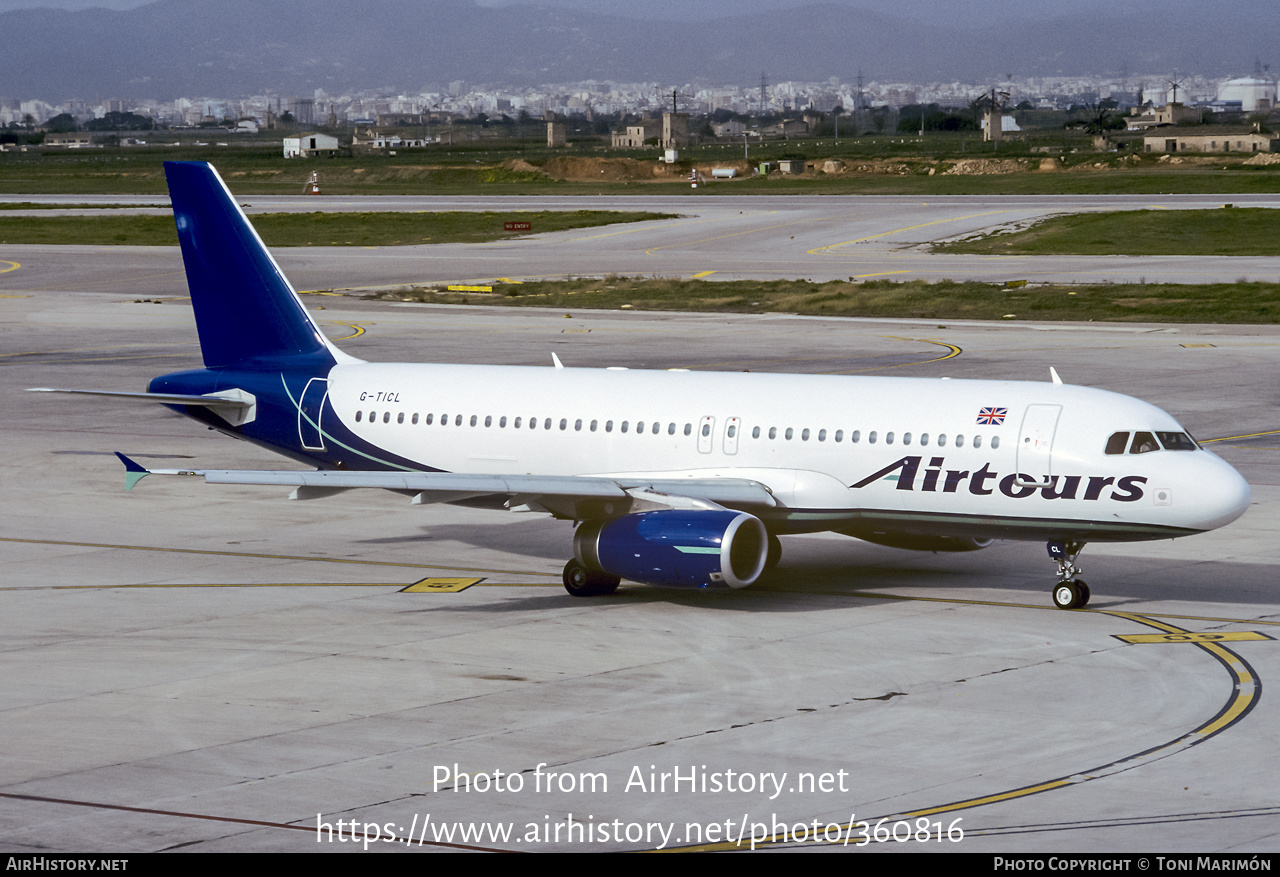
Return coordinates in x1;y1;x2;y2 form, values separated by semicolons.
0;0;1123;22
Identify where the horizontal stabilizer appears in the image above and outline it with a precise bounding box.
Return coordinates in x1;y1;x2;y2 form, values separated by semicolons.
29;387;257;426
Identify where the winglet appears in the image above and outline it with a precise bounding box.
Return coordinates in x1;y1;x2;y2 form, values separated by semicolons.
115;452;150;491
1050;367;1063;386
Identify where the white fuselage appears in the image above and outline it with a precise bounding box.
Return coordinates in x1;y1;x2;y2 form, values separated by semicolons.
322;362;1250;541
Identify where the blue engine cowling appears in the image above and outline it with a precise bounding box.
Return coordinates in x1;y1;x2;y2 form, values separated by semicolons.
574;509;768;589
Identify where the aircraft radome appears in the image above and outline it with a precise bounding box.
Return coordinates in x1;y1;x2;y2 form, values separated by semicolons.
29;162;1251;609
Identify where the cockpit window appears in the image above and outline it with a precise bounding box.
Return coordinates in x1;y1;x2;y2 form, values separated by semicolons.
1157;431;1198;451
1130;432;1159;454
1105;432;1129;455
1108;429;1199;455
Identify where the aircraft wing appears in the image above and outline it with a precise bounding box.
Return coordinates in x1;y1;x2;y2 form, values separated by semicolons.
114;453;777;519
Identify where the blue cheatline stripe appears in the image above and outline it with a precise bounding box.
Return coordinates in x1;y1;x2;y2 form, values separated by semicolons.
281;374;428;473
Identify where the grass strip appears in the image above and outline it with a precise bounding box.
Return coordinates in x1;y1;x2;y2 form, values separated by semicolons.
935;208;1280;256
377;277;1280;324
0;209;674;246
0;202;169;210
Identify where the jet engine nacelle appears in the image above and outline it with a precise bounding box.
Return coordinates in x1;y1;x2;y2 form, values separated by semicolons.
575;509;768;589
844;530;994;553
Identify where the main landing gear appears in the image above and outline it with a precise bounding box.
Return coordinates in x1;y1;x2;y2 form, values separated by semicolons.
1048;540;1090;609
562;559;620;597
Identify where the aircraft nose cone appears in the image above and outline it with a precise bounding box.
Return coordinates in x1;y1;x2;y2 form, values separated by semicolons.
1199;456;1251;531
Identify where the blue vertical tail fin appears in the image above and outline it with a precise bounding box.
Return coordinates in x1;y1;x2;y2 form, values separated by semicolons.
165;161;342;369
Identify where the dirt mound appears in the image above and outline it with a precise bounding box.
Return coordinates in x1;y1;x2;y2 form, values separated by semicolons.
541;156;660;181
501;158;547;175
942;159;1028;175
825;160;913;175
1243;153;1280;165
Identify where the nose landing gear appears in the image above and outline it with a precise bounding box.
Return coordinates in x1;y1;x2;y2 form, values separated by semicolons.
1048;541;1090;609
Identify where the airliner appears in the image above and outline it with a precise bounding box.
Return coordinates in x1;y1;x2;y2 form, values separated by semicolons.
31;162;1251;609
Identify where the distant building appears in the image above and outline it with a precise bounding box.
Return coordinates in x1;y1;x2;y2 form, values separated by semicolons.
547;121;566;147
283;132;340;158
611;119;661;147
662;112;689;148
350;128;426;153
1127;102;1202;129
1143;126;1278;154
376;112;425;127
981;114;1021;140
289;98;316;128
711;120;748;138
1217;76;1276;113
43;133;93;148
759;118;806;139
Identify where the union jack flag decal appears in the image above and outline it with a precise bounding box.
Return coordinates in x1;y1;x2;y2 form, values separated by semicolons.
976;406;1007;425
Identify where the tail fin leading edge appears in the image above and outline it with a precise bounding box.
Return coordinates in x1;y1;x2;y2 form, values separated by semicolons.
165;161;336;369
